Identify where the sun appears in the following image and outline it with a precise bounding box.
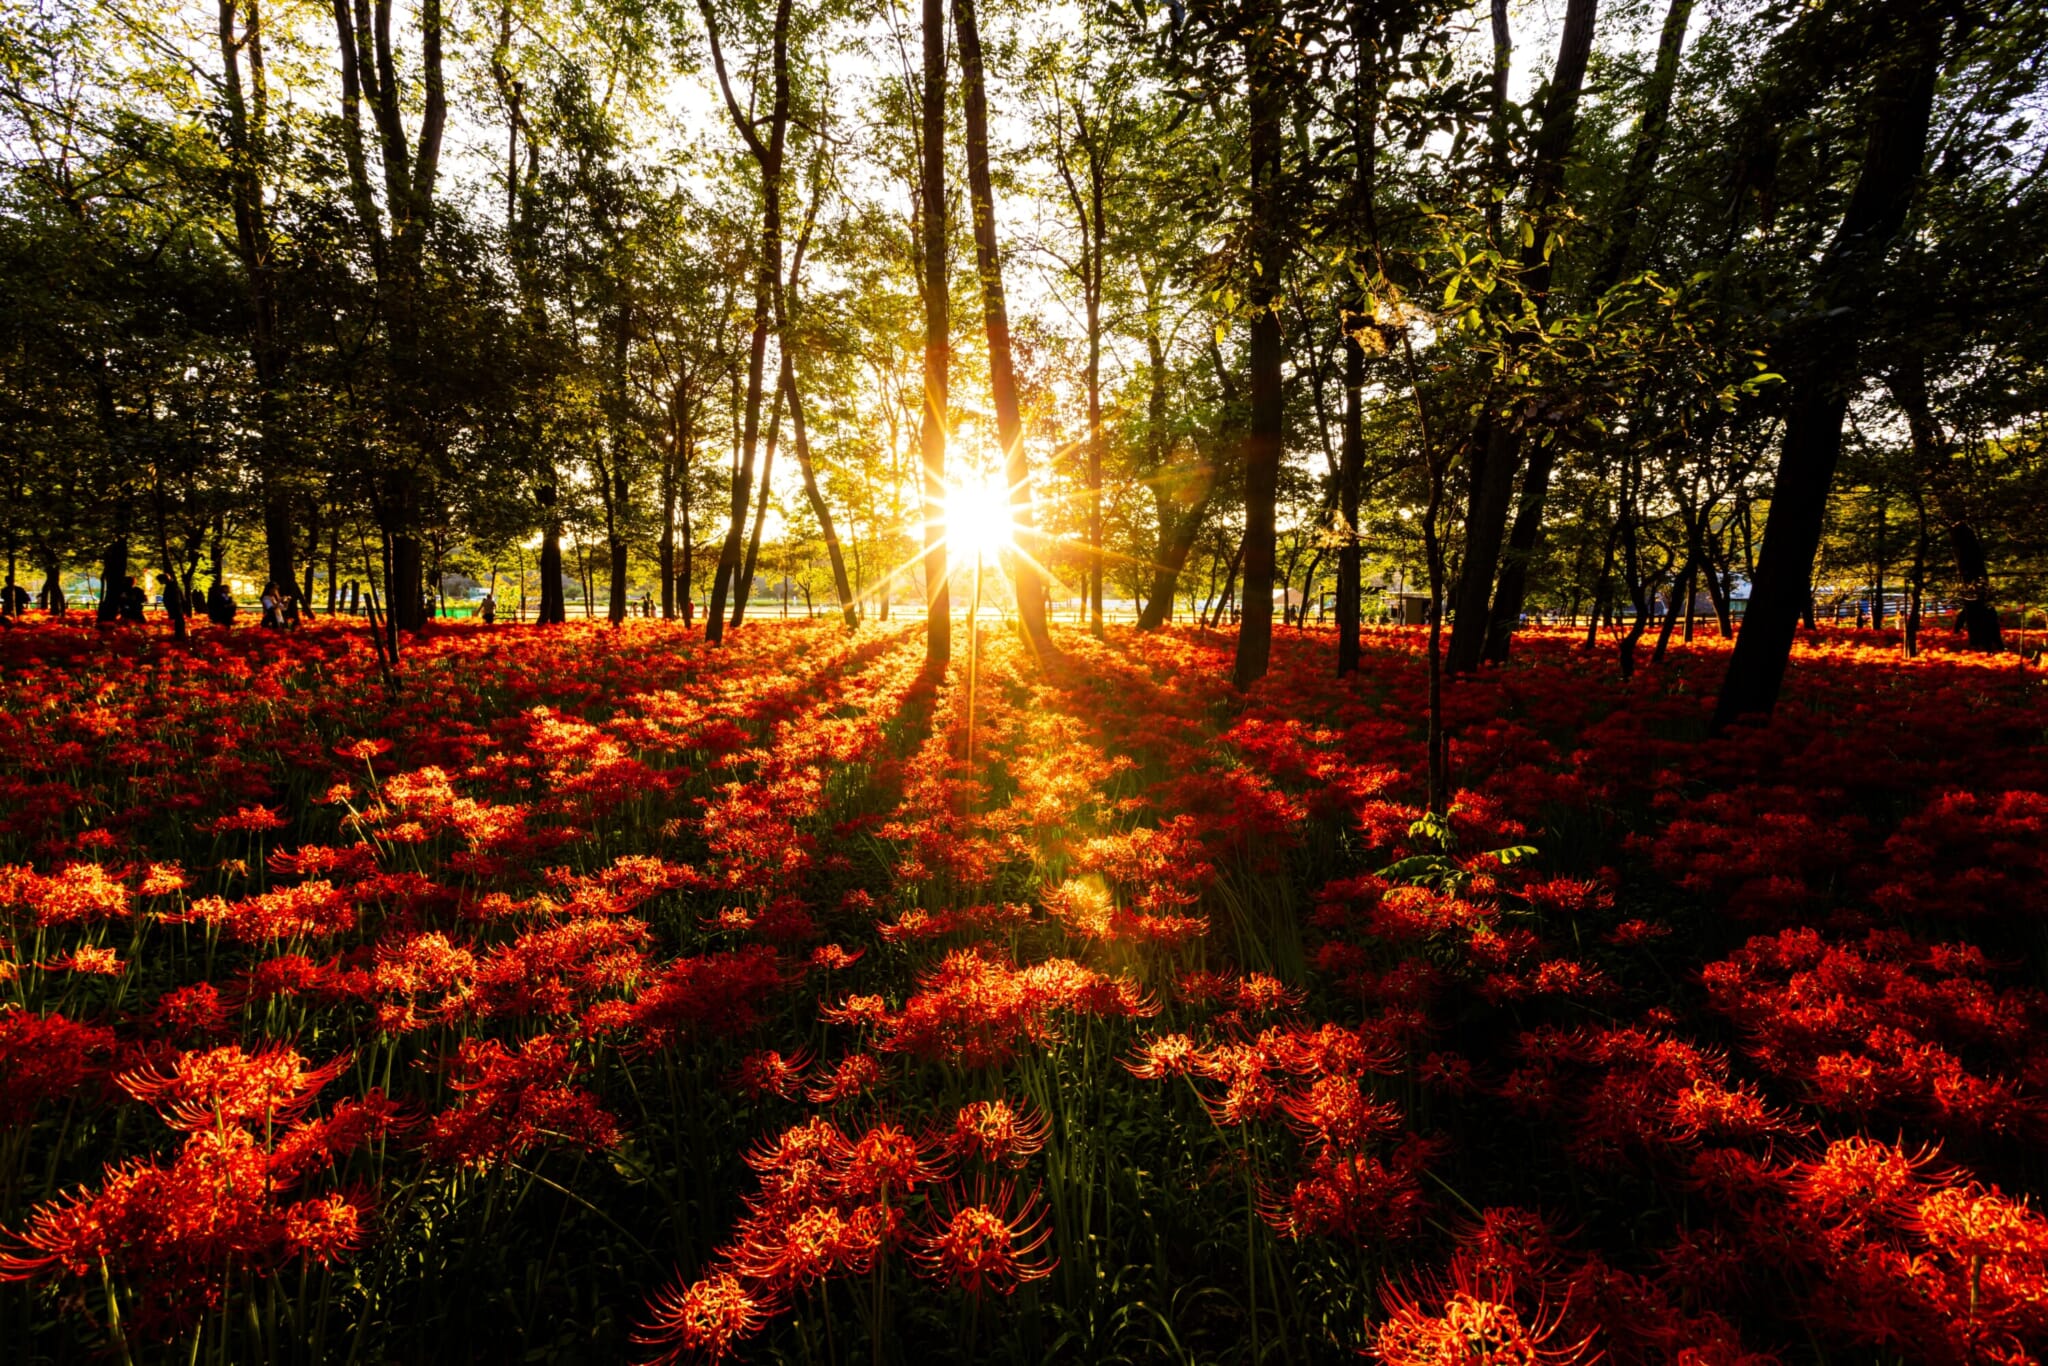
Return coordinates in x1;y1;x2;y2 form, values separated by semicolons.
943;475;1016;562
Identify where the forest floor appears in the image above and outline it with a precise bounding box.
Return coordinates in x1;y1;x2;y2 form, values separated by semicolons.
1;616;2044;1365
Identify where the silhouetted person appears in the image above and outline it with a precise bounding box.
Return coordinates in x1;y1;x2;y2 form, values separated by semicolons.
118;576;146;623
0;577;27;618
259;581;284;629
480;592;496;625
158;573;186;623
207;581;236;626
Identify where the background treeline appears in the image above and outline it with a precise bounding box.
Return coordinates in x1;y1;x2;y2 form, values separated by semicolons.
2;0;2044;701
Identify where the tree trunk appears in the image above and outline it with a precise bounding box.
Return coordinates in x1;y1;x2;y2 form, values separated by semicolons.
1886;359;2001;651
392;533;425;631
1233;0;1286;689
1482;434;1558;663
734;383;785;628
1904;489;1927;657
780;353;858;626
97;537;129;625
918;0;950;677
536;484;566;624
1713;15;1941;729
263;486;301;624
1447;0;1600;674
1138;472;1220;630
956;0;1052;657
699;0;791;646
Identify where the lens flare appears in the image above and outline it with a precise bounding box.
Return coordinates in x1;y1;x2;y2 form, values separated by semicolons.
943;477;1015;562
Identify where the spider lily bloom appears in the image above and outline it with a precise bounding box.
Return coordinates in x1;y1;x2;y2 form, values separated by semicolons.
424;1035;619;1168
117;1044;351;1130
807;943;864;973
819;993;890;1029
943;1099;1048;1167
1124;1033;1205;1080
836;1123;940;1202
173;880;357;943
634;1272;773;1365
616;945;783;1049
38;944;123;975
911;1181;1054;1298
0;862;132;928
205;805;290;835
1281;1076;1403;1153
1374;1255;1598;1366
0;1009;118;1123
807;1053;884;1105
727;1202;872;1290
728;1049;812;1101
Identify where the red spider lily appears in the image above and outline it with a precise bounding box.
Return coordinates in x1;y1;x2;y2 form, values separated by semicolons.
615;944;782;1049
118;1043;351;1130
477;916;653;1021
137;862;189;896
726;1201;875;1290
0;1008;119;1124
206;805;289;835
807;1053;883;1105
1268;1021;1404;1077
424;1035;619;1168
268;843;380;881
172;880;357;942
39;944;124;975
634;1271;774;1365
1280;1076;1403;1152
1373;1253;1599;1366
820;992;890;1028
0;861;133;927
807;943;864;972
149;983;231;1039
943;1098;1048;1167
729;1048;812;1101
1788;1137;1939;1233
910;1181;1054;1298
1124;1032;1205;1079
1262;1148;1426;1244
0;1097;392;1338
836;1123;941;1200
880;948;1155;1068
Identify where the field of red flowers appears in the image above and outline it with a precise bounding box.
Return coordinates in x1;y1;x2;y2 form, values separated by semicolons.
1;616;2044;1365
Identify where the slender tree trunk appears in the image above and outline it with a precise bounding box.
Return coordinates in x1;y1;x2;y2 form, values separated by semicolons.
1138;473;1220;630
1446;0;1600;674
918;0;950;677
955;0;1052;655
1233;0;1286;689
1086;133;1105;633
780;353;858;625
1886;360;2001;650
1653;526;1698;662
734;383;785;628
699;0;791;646
326;518;340;615
1482;435;1558;663
537;480;566;624
1713;14;1941;729
1905;490;1927;657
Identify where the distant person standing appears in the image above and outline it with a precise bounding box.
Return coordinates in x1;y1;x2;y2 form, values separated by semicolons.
0;576;28;618
119;576;146;623
208;580;236;627
158;572;186;623
259;581;284;629
480;592;496;625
